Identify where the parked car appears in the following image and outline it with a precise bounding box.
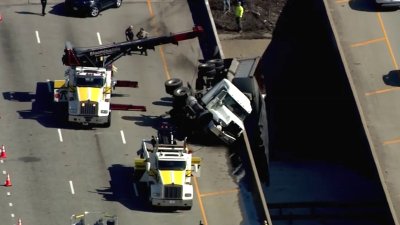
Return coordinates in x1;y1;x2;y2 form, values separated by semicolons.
375;0;400;8
64;0;122;17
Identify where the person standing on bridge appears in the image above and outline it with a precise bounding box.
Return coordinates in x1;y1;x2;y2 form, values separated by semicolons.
125;25;134;41
235;1;244;33
41;0;47;16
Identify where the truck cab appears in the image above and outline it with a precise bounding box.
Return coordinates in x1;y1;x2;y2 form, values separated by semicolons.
135;137;201;210
201;79;252;144
54;66;113;126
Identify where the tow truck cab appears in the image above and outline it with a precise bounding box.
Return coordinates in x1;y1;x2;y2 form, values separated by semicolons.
54;66;112;126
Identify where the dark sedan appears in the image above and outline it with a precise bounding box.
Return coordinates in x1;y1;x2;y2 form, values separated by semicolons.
64;0;122;17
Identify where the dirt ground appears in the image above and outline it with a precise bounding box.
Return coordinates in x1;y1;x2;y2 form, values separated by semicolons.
209;0;287;37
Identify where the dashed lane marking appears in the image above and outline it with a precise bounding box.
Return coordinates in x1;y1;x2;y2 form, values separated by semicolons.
3;170;6;174
35;30;41;44
9;202;12;207
58;129;63;142
69;180;75;195
97;32;102;45
120;130;126;144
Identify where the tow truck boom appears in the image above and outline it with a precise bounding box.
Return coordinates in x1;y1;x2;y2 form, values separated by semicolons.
62;26;204;67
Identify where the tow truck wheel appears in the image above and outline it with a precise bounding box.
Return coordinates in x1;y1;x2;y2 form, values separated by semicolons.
182;205;192;210
104;113;111;127
165;78;183;95
89;6;100;17
115;0;122;8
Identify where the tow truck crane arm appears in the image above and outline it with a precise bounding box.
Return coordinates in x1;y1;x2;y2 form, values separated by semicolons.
62;26;204;67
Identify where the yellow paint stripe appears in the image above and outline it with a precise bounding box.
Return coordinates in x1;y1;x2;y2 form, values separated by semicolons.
350;37;385;48
377;13;398;69
365;87;400;96
383;138;400;145
146;0;154;17
365;14;399;96
335;0;349;4
159;47;171;80
194;176;208;225
200;188;239;197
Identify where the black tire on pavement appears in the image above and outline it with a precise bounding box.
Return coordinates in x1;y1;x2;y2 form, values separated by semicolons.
115;0;122;8
89;6;100;17
165;78;183;95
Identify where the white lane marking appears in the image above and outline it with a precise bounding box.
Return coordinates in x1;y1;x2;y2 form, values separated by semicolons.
7;192;10;196
133;183;138;197
97;32;102;45
9;202;12;206
58;129;63;142
2;170;6;174
46;79;51;92
69;180;75;195
0;160;3;163
120;130;126;144
11;213;14;218
35;30;41;44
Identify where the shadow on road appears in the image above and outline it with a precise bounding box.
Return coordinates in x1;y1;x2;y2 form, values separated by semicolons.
383;70;400;86
15;11;43;16
257;0;395;223
3;82;93;130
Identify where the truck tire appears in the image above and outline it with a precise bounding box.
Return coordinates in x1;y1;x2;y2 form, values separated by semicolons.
165;78;183;95
207;59;225;80
195;77;205;91
198;63;216;78
104;113;111;127
173;87;190;107
182;205;192;210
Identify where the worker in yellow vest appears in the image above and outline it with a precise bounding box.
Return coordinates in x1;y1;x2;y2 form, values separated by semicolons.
235;1;244;33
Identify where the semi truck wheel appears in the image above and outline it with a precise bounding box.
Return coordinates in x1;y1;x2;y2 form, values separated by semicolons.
165;78;183;95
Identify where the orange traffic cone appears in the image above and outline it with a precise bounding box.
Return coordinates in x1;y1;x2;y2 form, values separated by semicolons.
18;218;22;225
0;145;7;159
4;174;12;187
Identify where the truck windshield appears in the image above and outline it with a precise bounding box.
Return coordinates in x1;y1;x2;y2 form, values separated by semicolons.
158;160;186;171
220;92;248;120
76;76;104;88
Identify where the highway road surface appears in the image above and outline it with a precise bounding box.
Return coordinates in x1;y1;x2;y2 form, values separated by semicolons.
0;1;256;225
325;0;400;224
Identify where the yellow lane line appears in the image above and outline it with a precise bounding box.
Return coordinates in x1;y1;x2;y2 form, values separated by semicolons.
200;188;239;197
146;0;154;17
377;12;398;69
159;47;171;80
383;138;400;145
146;1;207;224
350;37;385;48
194;176;208;225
